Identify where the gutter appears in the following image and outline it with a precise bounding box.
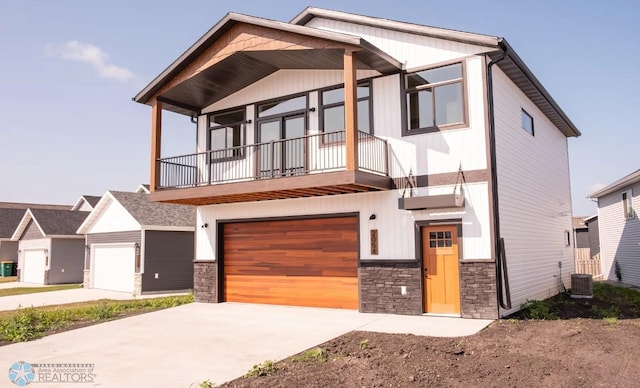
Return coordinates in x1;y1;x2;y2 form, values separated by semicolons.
487;41;512;310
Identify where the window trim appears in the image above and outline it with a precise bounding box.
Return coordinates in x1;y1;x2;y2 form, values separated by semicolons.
402;61;468;136
318;81;373;135
623;190;634;219
207;107;247;162
521;108;535;136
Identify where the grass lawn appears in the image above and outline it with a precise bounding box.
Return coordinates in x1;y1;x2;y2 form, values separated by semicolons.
0;276;17;284
0;284;81;297
0;294;193;344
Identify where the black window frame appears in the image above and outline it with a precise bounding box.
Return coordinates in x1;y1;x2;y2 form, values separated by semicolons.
207;107;246;162
319;80;373;136
402;61;467;136
521;109;535;136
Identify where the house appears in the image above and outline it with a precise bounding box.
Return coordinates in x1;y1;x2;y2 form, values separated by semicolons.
133;7;580;318
11;208;88;284
585;214;600;257
573;215;602;277
71;195;102;212
0;202;71;273
588;169;640;285
76;191;195;294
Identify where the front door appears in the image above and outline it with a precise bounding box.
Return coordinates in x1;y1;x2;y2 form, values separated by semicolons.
422;225;460;314
258;115;305;177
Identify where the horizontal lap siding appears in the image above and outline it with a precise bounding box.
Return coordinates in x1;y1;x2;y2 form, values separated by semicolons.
142;231;194;292
86;231;141;271
21;220;44;240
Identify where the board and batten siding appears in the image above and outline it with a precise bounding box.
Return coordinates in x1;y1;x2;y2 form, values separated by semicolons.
142;230;194;292
196;183;492;263
492;67;574;316
597;182;640;285
85;231;142;270
304;18;491;69
48;238;84;284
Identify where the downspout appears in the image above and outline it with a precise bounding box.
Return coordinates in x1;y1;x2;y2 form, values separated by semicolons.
487;41;512;310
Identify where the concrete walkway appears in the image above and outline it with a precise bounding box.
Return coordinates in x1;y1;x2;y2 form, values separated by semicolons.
0;287;188;311
0;302;492;387
0;281;47;289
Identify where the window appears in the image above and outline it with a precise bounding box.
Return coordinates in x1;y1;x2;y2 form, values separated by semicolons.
623;191;634;219
320;82;371;134
405;63;465;134
521;109;534;136
429;231;453;248
208;108;245;160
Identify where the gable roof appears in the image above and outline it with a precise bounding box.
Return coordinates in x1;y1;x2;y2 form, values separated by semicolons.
291;7;580;138
588;169;640;199
77;191;195;234
11;208;88;240
71;195;102;211
0;202;71;211
0;208;27;239
572;216;588;230
136;184;151;194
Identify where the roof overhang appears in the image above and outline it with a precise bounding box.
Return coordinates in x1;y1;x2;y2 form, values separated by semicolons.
10;209;45;241
133;12;403;115
588;169;640;199
140;226;195;232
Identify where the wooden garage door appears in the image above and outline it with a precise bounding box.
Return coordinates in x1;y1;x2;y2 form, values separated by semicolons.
223;216;358;309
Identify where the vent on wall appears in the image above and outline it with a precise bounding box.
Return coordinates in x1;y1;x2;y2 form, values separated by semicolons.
570;274;593;299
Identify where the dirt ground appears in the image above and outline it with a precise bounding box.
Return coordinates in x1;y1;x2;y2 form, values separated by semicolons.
221;318;640;388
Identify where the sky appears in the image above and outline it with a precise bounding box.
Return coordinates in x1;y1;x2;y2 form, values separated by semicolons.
0;0;638;216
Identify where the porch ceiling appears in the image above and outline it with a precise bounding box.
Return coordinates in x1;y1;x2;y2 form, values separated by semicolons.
158;48;395;116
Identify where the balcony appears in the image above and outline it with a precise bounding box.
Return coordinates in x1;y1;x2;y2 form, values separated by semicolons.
151;130;393;205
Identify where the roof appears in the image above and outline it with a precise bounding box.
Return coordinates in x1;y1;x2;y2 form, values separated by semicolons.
0;202;71;211
572;216;588;230
77;191;195;234
136;184;151;194
0;208;26;239
11;209;89;240
588;169;640;199
291;7;580;138
71;195;102;211
584;214;598;224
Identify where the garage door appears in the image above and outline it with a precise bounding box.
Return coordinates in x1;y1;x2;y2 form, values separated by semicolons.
223;216;358;309
92;245;135;293
23;250;46;284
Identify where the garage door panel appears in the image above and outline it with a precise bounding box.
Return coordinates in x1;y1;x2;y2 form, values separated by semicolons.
23;250;46;284
93;246;135;293
223;216;358;309
224;275;358;309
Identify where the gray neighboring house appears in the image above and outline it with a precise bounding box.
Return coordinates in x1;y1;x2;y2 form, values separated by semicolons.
584;215;600;257
11;209;89;284
589;169;640;285
71;195;102;212
77;191;195;295
0;208;27;264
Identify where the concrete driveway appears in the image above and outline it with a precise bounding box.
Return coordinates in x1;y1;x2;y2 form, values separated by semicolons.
0;287;187;311
0;302;491;387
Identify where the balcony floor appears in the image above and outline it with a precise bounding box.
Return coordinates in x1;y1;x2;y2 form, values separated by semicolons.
150;170;393;205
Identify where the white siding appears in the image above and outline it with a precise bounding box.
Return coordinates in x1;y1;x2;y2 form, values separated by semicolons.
305;18;491;69
598;183;640;285
195;182;491;262
87;200;140;234
492;67;574;316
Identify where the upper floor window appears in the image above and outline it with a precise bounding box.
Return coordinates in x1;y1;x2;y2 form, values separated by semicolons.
623;190;634;219
320;81;372;134
209;108;245;160
405;62;465;134
521;109;534;136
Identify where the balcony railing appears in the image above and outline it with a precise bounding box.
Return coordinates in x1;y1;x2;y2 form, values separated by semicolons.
157;130;389;189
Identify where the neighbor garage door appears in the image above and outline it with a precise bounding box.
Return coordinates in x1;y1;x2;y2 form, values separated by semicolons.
223;216;358;309
23;250;46;284
92;245;135;293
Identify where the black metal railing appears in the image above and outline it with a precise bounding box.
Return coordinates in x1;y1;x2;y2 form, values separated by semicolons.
157;130;389;189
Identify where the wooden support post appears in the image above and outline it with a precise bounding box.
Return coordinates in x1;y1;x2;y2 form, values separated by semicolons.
150;100;162;192
344;50;358;171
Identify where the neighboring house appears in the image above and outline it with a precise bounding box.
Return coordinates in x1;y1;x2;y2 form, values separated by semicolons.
11;209;88;284
585;215;600;257
76;191;195;295
573;216;590;250
71;195;102;212
133;7;580;318
588;169;640;286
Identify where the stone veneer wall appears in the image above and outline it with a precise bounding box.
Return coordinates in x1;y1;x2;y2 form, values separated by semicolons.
359;261;422;315
194;261;217;303
459;261;499;319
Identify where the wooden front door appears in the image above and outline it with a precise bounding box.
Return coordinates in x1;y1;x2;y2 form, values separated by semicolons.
422;225;461;314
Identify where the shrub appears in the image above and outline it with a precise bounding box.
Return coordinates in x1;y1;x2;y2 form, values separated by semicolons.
292;347;328;363
519;300;558;320
244;360;277;378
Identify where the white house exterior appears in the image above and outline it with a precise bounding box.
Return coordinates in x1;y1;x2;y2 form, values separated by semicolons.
133;7;579;318
589;169;640;286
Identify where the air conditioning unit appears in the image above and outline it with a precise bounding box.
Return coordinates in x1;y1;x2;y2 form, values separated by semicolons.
571;274;593;298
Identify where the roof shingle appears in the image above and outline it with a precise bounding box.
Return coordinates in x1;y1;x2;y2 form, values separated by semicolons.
109;191;195;228
28;209;89;236
0;208;27;238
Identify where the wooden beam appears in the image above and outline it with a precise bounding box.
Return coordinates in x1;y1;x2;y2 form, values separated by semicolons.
344;50;358;171
150;100;162;192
